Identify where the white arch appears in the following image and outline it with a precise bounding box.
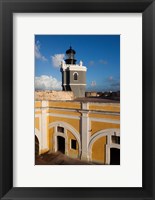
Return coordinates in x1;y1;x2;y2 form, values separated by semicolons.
48;121;81;153
35;128;41;154
89;129;120;150
88;129;120;163
35;128;41;144
73;72;79;76
73;72;79;80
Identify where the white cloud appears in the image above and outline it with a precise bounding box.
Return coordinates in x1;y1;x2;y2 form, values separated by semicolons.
91;81;96;87
88;60;94;66
35;41;48;61
35;75;61;90
108;76;113;81
51;54;65;68
99;59;107;65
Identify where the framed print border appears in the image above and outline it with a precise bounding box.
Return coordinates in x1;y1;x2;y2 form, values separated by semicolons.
0;0;155;199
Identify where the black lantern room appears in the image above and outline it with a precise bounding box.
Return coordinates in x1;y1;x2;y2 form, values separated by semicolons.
65;46;77;64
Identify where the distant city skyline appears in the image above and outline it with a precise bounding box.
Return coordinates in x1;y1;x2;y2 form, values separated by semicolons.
35;35;120;92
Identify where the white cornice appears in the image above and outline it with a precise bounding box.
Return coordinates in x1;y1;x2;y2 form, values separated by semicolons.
61;64;87;72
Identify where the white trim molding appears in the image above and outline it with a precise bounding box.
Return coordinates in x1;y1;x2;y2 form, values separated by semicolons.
90;117;120;124
49;113;80;120
69;83;86;85
80;111;90;161
73;72;79;76
41;107;48;150
61;63;87;72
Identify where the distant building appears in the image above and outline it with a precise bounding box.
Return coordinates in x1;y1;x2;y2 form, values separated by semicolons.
101;91;120;101
60;46;87;97
85;91;98;97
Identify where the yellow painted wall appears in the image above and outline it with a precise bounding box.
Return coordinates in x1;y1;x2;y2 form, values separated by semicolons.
35;111;41;115
49;116;80;133
48;127;54;151
92;136;106;164
89;104;120;112
35;117;40;131
91;121;120;136
67;130;79;158
49;101;81;109
35;101;42;108
89;113;120;120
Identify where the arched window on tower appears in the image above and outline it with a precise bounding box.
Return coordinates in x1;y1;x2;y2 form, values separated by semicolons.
74;72;78;80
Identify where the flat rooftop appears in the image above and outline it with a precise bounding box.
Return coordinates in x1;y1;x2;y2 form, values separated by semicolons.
74;97;120;103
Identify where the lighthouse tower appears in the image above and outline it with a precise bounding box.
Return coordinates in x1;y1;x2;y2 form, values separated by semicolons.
60;46;87;97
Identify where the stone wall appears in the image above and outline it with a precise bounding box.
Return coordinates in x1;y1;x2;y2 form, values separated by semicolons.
35;91;74;101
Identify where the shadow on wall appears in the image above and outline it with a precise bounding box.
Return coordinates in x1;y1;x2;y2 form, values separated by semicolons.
35;135;92;165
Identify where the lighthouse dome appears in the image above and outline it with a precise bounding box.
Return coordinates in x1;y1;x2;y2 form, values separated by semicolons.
66;46;76;54
65;46;76;64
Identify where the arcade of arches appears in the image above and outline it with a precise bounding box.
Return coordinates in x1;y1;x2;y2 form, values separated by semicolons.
35;100;120;164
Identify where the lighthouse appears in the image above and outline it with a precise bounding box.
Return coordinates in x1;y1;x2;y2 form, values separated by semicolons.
60;46;87;97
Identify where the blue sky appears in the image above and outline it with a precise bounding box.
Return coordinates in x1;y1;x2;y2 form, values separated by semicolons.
35;35;120;92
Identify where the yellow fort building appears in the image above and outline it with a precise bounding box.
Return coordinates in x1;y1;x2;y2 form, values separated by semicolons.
35;96;120;164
